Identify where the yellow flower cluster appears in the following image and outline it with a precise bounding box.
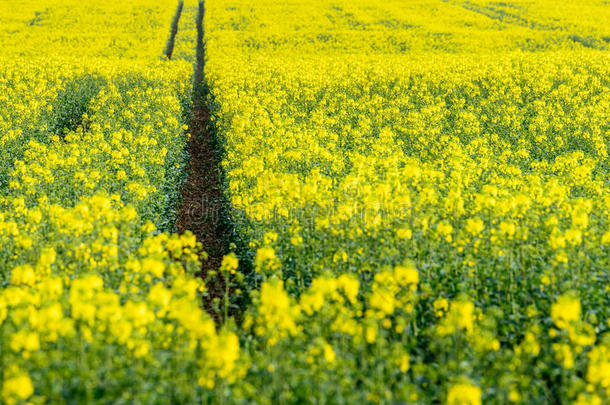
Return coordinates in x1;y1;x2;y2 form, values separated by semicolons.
252;277;301;345
447;381;482;405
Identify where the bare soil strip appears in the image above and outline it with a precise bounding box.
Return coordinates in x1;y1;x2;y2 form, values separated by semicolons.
176;1;232;322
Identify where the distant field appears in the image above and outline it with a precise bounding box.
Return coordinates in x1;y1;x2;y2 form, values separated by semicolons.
1;0;609;403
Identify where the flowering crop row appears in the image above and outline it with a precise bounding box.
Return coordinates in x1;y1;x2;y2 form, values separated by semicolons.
204;0;610;403
0;1;242;403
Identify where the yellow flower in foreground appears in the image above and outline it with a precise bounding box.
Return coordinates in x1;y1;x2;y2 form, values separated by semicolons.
437;222;454;242
2;373;34;403
553;343;574;369
433;298;449;317
438;300;475;336
220;253;239;274
447;381;481;405
551;293;581;329
323;343;335;363
398;354;410;373
601;231;610;245
394;264;419;287
255;247;280;274
586;344;610;388
337;274;359;304
10;264;36;286
396;227;412;239
257;278;300;344
141;258;165;278
10;331;40;353
465;218;484;235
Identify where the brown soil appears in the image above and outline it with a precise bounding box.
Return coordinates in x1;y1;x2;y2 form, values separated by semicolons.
176;104;225;265
175;1;236;323
175;99;229;322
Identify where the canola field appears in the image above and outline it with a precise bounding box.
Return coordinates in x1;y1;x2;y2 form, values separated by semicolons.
1;0;610;403
0;1;239;403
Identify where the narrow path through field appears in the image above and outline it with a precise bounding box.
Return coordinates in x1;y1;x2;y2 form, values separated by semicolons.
175;1;232;322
